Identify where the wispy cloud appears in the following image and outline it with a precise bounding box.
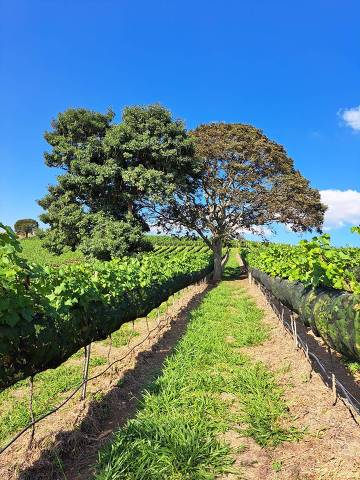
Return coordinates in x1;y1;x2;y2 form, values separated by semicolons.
310;130;323;139
338;105;360;131
320;189;360;229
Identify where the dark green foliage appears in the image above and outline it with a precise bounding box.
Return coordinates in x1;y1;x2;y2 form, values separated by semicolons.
78;212;152;260
39;104;198;259
14;218;38;238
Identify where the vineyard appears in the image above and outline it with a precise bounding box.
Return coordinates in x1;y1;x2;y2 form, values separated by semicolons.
241;234;360;294
1;225;360;478
5;2;360;476
0;225;212;391
240;235;360;366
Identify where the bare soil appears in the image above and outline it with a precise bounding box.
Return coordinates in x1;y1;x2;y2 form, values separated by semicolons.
223;271;360;480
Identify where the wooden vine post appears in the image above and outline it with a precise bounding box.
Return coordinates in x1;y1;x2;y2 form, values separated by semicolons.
28;375;35;448
81;343;92;401
327;345;337;405
107;334;112;364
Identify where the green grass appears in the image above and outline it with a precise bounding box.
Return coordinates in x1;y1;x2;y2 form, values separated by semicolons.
94;251;300;480
19;237;84;265
0;354;107;447
343;359;360;375
103;323;140;348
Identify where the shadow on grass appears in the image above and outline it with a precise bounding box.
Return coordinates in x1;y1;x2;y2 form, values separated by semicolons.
222;265;247;281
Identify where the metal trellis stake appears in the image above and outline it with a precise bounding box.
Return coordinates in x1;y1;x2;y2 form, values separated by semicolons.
327;345;337;405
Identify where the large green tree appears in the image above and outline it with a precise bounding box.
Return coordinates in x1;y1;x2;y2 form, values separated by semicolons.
39;105;198;259
14;218;38;238
154;123;326;280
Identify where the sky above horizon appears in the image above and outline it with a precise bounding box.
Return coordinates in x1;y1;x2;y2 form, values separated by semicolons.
1;0;359;247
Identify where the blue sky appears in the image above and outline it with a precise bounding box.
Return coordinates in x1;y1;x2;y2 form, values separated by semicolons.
1;0;359;246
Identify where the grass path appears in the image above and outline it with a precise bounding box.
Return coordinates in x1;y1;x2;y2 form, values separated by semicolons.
94;251;299;479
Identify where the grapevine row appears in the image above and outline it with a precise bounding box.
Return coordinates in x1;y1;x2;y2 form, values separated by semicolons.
241;234;360;294
240;235;360;362
0;225;213;391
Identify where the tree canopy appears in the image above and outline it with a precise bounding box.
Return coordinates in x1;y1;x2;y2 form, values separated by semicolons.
39;104;198;259
39;111;326;272
155;123;326;280
14;219;38;238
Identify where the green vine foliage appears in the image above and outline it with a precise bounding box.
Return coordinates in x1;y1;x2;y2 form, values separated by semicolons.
0;224;213;391
241;233;360;295
241;232;360;362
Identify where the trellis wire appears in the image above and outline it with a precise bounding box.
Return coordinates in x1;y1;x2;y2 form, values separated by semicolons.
251;275;360;422
0;296;176;455
0;266;215;456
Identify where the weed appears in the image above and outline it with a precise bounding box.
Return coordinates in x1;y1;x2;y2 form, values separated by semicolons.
272;460;283;472
103;324;140;348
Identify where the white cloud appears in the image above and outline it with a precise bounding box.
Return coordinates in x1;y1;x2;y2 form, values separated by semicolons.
148;225;166;235
284;224;294;232
339;105;360;131
320;189;360;229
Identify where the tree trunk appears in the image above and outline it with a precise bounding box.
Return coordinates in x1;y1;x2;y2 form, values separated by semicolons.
212;237;223;282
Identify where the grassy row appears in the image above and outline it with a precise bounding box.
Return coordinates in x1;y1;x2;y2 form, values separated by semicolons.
94;251;300;479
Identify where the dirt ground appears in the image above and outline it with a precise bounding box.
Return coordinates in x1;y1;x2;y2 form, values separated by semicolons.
223;270;360;480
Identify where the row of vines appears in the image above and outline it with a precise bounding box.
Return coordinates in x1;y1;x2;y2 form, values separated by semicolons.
241;233;360;294
0;224;213;392
240;233;360;363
